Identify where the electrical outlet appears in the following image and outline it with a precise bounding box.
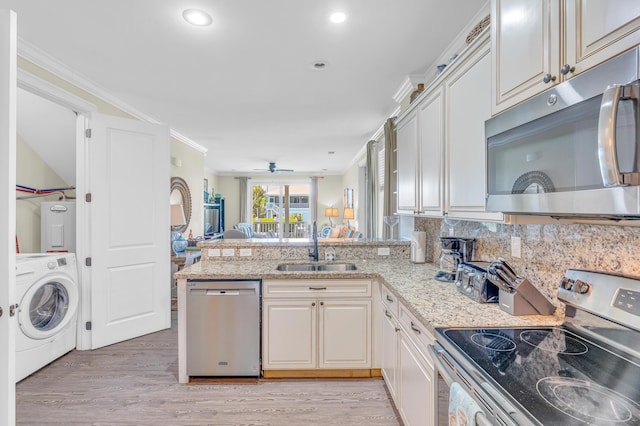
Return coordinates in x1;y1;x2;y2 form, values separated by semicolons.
511;236;522;258
239;248;252;257
222;248;235;257
378;247;390;256
208;248;220;257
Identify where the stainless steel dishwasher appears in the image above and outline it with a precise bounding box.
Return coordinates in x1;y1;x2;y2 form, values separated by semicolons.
186;279;260;377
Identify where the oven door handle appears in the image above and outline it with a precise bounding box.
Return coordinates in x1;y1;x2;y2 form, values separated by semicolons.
428;344;493;426
427;344;456;387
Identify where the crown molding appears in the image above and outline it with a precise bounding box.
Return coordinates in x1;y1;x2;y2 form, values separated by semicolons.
17;37;207;154
392;74;425;103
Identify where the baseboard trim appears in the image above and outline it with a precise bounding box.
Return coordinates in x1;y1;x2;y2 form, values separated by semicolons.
262;369;377;379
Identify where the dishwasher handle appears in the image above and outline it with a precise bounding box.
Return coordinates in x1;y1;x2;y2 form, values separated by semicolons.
190;288;256;296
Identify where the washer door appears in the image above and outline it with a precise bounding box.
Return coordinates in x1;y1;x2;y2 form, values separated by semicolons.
19;274;78;340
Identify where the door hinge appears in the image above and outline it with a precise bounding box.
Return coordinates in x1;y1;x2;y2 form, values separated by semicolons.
9;304;18;317
85;193;92;202
86;321;92;330
85;257;92;267
85;128;92;138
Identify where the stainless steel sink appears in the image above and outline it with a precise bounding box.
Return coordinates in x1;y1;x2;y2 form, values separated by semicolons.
276;263;357;272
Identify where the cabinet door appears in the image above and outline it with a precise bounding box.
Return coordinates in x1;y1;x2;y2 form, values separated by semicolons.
319;300;371;368
446;45;503;222
418;87;444;216
398;331;435;426
396;111;418;214
565;0;640;76
381;308;399;400
263;300;316;369
491;0;561;114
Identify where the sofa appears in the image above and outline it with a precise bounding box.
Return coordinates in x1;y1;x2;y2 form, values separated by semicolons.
319;225;360;239
234;223;273;238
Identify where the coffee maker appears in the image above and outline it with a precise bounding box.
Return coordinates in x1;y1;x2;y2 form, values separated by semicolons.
435;237;475;282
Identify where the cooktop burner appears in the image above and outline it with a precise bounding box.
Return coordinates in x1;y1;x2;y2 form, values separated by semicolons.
520;329;588;355
470;331;517;352
537;377;640;425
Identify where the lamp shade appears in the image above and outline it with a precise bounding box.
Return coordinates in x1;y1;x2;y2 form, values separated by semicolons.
171;203;187;227
343;207;355;220
325;207;338;218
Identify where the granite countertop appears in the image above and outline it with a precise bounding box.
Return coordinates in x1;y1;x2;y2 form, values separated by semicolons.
176;258;564;333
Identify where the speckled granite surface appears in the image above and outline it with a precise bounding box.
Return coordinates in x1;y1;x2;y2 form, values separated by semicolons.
176;258;563;333
197;238;411;261
415;217;640;307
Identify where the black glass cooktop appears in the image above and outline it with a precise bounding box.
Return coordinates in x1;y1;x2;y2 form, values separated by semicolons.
440;327;640;425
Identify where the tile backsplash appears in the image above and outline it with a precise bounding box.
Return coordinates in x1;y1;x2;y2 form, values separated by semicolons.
415;217;640;304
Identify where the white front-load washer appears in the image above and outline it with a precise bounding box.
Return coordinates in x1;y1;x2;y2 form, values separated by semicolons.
15;253;79;382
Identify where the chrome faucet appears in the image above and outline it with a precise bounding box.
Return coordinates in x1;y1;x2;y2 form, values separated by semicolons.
309;221;319;262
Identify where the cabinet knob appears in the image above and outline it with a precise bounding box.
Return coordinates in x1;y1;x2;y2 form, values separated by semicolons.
560;64;575;75
320;301;324;306
312;302;316;307
542;73;556;84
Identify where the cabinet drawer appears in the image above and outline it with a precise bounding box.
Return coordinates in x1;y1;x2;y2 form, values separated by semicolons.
381;285;399;317
263;279;372;299
399;304;435;365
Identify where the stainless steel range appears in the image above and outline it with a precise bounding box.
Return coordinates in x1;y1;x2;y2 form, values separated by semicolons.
431;269;640;425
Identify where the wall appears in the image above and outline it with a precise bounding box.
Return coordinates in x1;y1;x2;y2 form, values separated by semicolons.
415;217;640;307
170;139;205;237
16;135;72;253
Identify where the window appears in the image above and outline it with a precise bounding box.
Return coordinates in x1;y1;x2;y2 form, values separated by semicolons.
251;181;312;238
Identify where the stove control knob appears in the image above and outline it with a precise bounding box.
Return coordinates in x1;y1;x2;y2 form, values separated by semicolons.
47;261;57;270
560;277;574;290
574;280;590;294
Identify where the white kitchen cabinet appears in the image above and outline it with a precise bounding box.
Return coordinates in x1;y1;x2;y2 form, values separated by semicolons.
379;287;437;426
319;300;371;368
398;331;435;426
395;31;501;222
396;86;444;216
396;110;419;214
263;300;317;369
492;0;640;114
445;40;504;222
262;280;372;372
380;288;400;401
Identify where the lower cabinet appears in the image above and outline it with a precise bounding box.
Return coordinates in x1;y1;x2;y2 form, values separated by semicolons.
262;279;372;372
381;292;436;426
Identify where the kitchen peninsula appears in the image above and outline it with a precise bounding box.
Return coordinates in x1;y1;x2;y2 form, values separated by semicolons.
174;238;562;383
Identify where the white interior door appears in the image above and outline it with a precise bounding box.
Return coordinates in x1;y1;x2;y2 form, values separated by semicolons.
0;9;17;425
88;113;170;349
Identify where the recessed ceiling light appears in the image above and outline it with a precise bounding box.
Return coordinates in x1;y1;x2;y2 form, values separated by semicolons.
182;9;212;27
330;12;347;24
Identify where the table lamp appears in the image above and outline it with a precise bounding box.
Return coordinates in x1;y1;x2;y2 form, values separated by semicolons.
325;207;338;226
171;203;187;253
343;207;354;228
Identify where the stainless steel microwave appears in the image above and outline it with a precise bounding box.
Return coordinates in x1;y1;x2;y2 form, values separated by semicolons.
485;47;640;219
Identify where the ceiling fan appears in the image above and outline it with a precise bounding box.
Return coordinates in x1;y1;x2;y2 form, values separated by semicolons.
253;162;294;174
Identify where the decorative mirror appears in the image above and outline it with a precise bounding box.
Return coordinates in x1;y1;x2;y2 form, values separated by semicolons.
170;177;192;233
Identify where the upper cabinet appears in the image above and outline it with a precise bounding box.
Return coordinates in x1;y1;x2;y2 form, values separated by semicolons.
395;31;503;222
492;0;640;115
445;42;502;222
395;86;444;216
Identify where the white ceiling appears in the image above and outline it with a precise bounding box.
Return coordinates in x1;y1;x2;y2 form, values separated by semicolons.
4;0;484;176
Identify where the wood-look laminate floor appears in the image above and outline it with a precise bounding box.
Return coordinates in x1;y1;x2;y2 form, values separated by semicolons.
16;319;402;426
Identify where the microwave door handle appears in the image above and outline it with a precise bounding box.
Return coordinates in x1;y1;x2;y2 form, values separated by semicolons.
598;84;626;187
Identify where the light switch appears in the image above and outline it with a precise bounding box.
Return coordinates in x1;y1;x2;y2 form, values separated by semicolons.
378;247;390;256
208;248;220;257
239;248;252;257
222;248;235;257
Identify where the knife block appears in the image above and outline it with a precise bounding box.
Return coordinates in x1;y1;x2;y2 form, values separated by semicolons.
498;289;540;315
